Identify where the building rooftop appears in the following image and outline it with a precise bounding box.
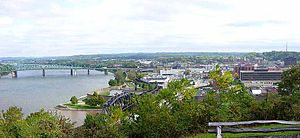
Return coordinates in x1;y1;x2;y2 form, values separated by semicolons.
240;69;283;73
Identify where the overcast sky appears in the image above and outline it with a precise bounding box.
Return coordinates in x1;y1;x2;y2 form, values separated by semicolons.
0;0;299;57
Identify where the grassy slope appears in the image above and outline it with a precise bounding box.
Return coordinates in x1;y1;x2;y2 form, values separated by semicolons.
187;124;300;138
100;89;110;96
125;81;135;89
64;103;101;109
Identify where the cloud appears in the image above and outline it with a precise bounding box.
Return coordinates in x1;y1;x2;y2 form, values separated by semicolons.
227;20;285;27
0;16;14;27
0;0;300;57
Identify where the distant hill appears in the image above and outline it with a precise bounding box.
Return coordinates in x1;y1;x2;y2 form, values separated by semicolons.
1;51;299;62
262;51;300;61
62;52;248;60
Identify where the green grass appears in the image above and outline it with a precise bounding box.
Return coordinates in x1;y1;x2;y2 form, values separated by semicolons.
187;124;300;138
100;89;110;96
64;103;101;109
188;131;300;138
125;82;135;88
257;124;300;128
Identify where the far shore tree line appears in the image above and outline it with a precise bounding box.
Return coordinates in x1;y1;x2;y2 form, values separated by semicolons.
108;69;145;87
2;64;300;137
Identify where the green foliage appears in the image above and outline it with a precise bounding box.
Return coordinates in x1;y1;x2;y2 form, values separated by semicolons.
26;110;63;137
64;103;101;109
249;92;300;121
0;107;74;137
244;52;262;60
204;65;254;122
115;69;126;85
81;79;209;137
83;107;126;138
136;73;146;79
203;86;254;122
2;107;23;124
123;79;208;137
0;107;26;137
84;92;105;106
108;79;118;86
70;96;78;104
108;69;126;86
209;64;234;91
278;64;300;95
262;51;300;61
136;82;157;91
127;70;137;81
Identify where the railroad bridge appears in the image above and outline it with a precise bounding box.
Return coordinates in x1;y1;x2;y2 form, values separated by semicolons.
103;80;162;113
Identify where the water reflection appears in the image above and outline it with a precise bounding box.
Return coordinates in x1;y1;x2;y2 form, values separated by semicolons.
55;109;99;127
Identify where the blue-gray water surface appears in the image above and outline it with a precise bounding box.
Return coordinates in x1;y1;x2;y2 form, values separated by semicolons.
0;70;113;125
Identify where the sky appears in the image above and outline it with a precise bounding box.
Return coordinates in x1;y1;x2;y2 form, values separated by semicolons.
0;0;300;57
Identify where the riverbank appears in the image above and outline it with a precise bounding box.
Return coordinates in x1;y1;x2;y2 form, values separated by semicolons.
55;85;124;111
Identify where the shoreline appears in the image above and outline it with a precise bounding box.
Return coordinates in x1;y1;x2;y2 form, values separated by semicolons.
54;104;104;112
55;85;123;111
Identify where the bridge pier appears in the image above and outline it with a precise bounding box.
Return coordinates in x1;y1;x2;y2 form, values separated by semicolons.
71;69;76;76
11;71;17;78
104;69;108;75
42;69;45;77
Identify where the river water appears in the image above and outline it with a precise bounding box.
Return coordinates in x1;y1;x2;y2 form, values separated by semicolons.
0;70;113;126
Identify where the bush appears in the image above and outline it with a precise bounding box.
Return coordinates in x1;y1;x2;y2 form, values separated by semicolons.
70;96;78;104
84;92;105;107
249;92;300;121
83;108;125;138
108;79;117;86
123;79;208;137
0;107;74;137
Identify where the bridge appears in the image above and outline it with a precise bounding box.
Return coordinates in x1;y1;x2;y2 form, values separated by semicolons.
0;63;134;78
103;79;162;113
102;78;208;113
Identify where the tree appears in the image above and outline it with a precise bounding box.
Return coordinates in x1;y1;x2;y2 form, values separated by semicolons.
83;107;125;138
209;64;234;91
127;70;137;81
0;106;27;137
25;110;63;137
84;92;105;106
114;69;126;85
2;106;23;124
123;79;207;137
70;96;78;104
278;64;300;95
108;79;117;86
203;65;254;122
136;73;145;79
0;107;74;137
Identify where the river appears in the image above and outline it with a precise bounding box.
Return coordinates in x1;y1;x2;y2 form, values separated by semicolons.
0;70;114;126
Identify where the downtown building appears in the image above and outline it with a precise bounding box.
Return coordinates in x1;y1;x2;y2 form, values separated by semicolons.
234;63;255;78
240;68;282;87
